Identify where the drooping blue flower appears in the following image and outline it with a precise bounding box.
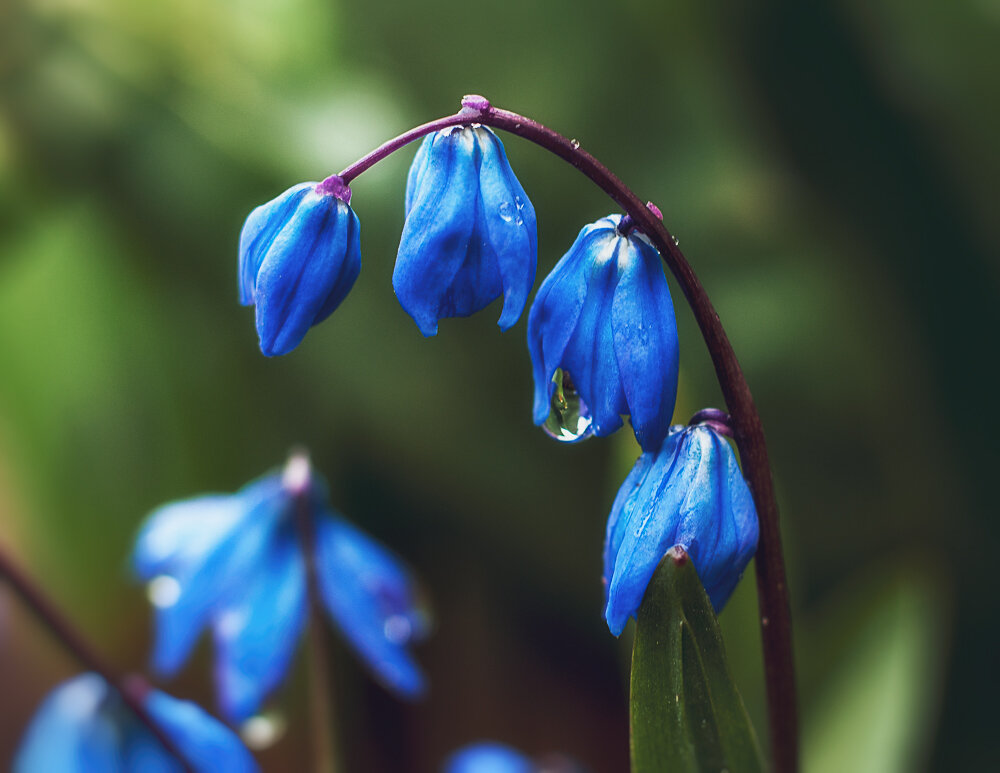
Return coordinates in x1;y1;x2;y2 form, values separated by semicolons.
14;673;258;772
527;214;679;451
443;743;535;773
603;420;759;636
238;176;361;356
132;454;429;722
394;125;537;336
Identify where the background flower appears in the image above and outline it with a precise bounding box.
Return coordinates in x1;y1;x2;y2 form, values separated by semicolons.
15;673;258;772
133;462;429;722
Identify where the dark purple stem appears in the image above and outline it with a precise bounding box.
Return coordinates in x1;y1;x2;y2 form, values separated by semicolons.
336;98;798;773
0;543;195;772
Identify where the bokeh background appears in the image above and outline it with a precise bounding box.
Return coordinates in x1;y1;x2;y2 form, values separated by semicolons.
1;0;998;770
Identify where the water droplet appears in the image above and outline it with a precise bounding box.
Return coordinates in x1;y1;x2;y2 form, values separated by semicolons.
240;711;287;750
543;369;594;443
146;575;181;608
570;138;580;150
498;201;515;222
383;614;412;644
671;234;680;246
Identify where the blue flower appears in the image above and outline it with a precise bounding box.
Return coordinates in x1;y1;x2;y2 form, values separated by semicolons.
443;743;535;773
14;673;258;772
394;125;537;336
603;421;759;635
238;176;361;356
527;214;679;451
132;455;428;722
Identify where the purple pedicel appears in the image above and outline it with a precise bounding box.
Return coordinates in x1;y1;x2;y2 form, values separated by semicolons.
646;201;664;220
315;174;352;204
689;407;735;437
460;94;491;112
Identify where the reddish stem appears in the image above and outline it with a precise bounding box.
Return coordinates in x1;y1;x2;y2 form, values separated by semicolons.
0;543;195;772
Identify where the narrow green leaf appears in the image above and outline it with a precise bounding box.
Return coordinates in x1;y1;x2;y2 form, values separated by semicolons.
631;547;764;773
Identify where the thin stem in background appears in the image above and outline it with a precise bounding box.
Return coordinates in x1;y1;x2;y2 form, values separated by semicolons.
0;542;195;773
285;452;339;773
337;96;798;773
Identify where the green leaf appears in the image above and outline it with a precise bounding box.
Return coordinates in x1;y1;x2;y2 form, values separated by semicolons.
630;547;764;773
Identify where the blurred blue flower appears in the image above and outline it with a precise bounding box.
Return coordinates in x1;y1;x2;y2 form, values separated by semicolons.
15;673;258;772
133;454;429;722
394;125;537;336
238;176;361;356
527;214;679;451
603;421;759;635
442;743;534;773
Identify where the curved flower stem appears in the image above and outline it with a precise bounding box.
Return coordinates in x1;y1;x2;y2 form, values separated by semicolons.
338;97;798;773
285;452;339;773
0;542;195;773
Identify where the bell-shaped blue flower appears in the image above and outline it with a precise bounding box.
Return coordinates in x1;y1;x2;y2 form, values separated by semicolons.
238;176;361;356
132;455;429;722
603;420;759;636
443;743;535;773
15;673;258;772
527;214;679;451
394;125;537;336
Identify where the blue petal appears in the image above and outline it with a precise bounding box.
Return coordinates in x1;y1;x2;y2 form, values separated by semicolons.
443;743;534;773
602;450;655;603
144;690;259;772
212;530;307;722
14;674;122;773
556;230;627;436
254;191;361;356
611;234;679;451
527;234;591;425
238;183;314;306
604;426;758;635
394;128;484;336
314;514;427;698
148;478;289;676
404;135;435;216
133;496;245;580
475;128;537;330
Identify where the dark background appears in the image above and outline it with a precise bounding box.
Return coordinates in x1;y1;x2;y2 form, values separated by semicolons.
1;0;997;770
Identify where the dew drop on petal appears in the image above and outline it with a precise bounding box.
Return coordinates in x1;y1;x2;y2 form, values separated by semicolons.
146;575;181;608
240;711;287;750
498;201;517;223
542;369;594;443
383;614;413;644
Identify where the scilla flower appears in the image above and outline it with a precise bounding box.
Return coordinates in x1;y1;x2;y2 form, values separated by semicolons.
527;213;679;451
239;175;361;356
443;743;534;773
603;416;759;635
15;673;258;772
133;453;428;722
394;125;537;336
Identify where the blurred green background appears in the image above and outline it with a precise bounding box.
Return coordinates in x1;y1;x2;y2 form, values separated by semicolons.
1;0;997;770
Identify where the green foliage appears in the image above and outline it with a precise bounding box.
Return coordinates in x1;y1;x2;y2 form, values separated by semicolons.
630;548;763;773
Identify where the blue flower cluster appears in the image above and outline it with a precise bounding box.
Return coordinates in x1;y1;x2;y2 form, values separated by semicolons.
132;454;428;722
15;673;258;772
238;110;759;631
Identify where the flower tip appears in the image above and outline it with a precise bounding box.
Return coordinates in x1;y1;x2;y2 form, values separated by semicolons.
460;94;491;112
666;545;689;566
314;174;351;203
281;452;312;495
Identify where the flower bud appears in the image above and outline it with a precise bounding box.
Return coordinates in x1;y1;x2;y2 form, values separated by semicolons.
603;422;759;635
239;180;361;356
394;126;537;336
528;214;679;450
